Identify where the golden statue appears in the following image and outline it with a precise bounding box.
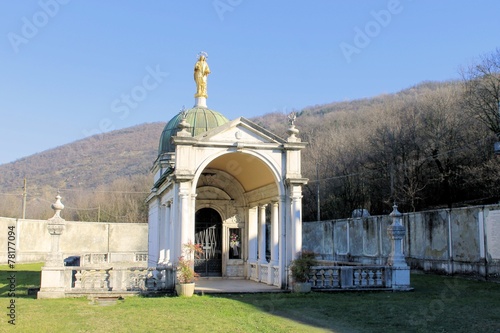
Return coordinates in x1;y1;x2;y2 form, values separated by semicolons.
194;52;210;98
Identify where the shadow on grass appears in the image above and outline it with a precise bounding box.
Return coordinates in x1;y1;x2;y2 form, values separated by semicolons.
0;268;41;299
213;274;500;333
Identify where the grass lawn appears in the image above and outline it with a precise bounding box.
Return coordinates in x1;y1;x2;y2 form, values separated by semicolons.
1;264;500;332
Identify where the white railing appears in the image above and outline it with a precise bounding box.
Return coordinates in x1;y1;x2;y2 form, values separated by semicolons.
79;252;148;265
65;266;175;294
309;265;391;289
82;253;108;265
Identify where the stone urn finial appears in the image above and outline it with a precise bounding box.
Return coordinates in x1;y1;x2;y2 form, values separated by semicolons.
51;192;65;219
287;112;300;142
177;106;191;137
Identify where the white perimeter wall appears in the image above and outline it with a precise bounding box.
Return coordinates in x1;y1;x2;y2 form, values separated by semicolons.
303;205;500;277
0;217;148;264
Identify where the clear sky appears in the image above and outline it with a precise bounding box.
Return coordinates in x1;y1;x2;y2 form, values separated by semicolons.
1;0;499;165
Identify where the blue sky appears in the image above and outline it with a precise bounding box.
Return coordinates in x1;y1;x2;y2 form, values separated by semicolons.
1;0;499;165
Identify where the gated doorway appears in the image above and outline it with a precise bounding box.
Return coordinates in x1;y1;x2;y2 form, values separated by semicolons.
194;208;222;277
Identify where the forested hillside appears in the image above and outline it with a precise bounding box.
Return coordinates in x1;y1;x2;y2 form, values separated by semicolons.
1;50;499;222
0;122;165;221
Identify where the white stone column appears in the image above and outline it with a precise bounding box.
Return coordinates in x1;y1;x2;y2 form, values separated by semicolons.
278;195;286;287
387;204;411;290
258;204;268;265
158;204;165;264
268;201;279;285
248;206;258;263
147;198;160;267
45;195;65;267
190;194;197;244
179;192;190;249
290;187;303;260
165;201;172;263
38;194;67;299
270;201;279;266
170;189;181;263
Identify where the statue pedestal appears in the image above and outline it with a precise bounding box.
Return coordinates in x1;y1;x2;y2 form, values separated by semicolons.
37;267;66;299
391;266;411;290
194;97;207;108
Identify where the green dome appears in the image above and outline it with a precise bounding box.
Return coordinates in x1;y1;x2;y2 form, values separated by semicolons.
158;107;229;156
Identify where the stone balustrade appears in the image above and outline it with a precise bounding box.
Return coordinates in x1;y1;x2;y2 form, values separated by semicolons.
308;265;392;289
249;262;280;287
63;266;175;296
80;252;148;265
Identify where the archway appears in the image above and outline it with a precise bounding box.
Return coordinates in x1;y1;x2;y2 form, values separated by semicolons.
194;208;222;277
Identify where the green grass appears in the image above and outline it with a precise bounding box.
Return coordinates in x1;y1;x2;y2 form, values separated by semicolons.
0;262;42;298
1;264;500;332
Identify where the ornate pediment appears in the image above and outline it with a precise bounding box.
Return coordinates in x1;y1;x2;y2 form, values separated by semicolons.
193;117;286;146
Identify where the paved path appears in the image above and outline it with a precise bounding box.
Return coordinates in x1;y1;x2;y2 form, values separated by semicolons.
195;278;286;294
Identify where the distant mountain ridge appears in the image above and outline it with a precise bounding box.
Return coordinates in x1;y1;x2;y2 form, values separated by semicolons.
0;122;166;194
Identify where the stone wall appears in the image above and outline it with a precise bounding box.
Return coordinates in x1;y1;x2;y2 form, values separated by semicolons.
303;205;500;278
0;217;148;264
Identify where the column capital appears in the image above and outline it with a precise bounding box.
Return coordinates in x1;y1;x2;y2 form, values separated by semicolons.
173;173;195;182
285;178;308;186
161;199;173;207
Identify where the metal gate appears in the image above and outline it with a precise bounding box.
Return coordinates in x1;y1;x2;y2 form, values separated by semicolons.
194;208;222;277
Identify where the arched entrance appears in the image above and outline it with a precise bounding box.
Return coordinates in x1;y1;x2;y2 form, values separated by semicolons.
194;208;222;277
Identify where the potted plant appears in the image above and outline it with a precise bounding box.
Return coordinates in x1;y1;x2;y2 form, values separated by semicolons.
289;250;317;293
175;241;203;297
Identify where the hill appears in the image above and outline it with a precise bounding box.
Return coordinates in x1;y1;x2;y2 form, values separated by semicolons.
0;122;166;192
1;79;498;222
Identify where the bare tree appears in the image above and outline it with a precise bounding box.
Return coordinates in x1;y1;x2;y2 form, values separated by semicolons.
461;48;500;137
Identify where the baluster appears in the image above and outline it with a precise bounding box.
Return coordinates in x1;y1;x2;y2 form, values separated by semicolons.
332;269;339;287
361;270;367;286
368;270;374;286
311;270;317;287
324;269;332;288
353;269;360;286
74;270;82;289
375;269;382;286
319;269;325;287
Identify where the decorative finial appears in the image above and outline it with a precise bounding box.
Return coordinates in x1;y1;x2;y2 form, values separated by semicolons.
389;202;402;220
177;106;191;137
48;192;65;225
288;112;297;126
180;105;187;119
286;112;300;142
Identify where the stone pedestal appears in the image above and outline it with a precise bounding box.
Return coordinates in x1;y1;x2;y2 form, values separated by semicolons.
194;97;207;108
38;267;67;299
